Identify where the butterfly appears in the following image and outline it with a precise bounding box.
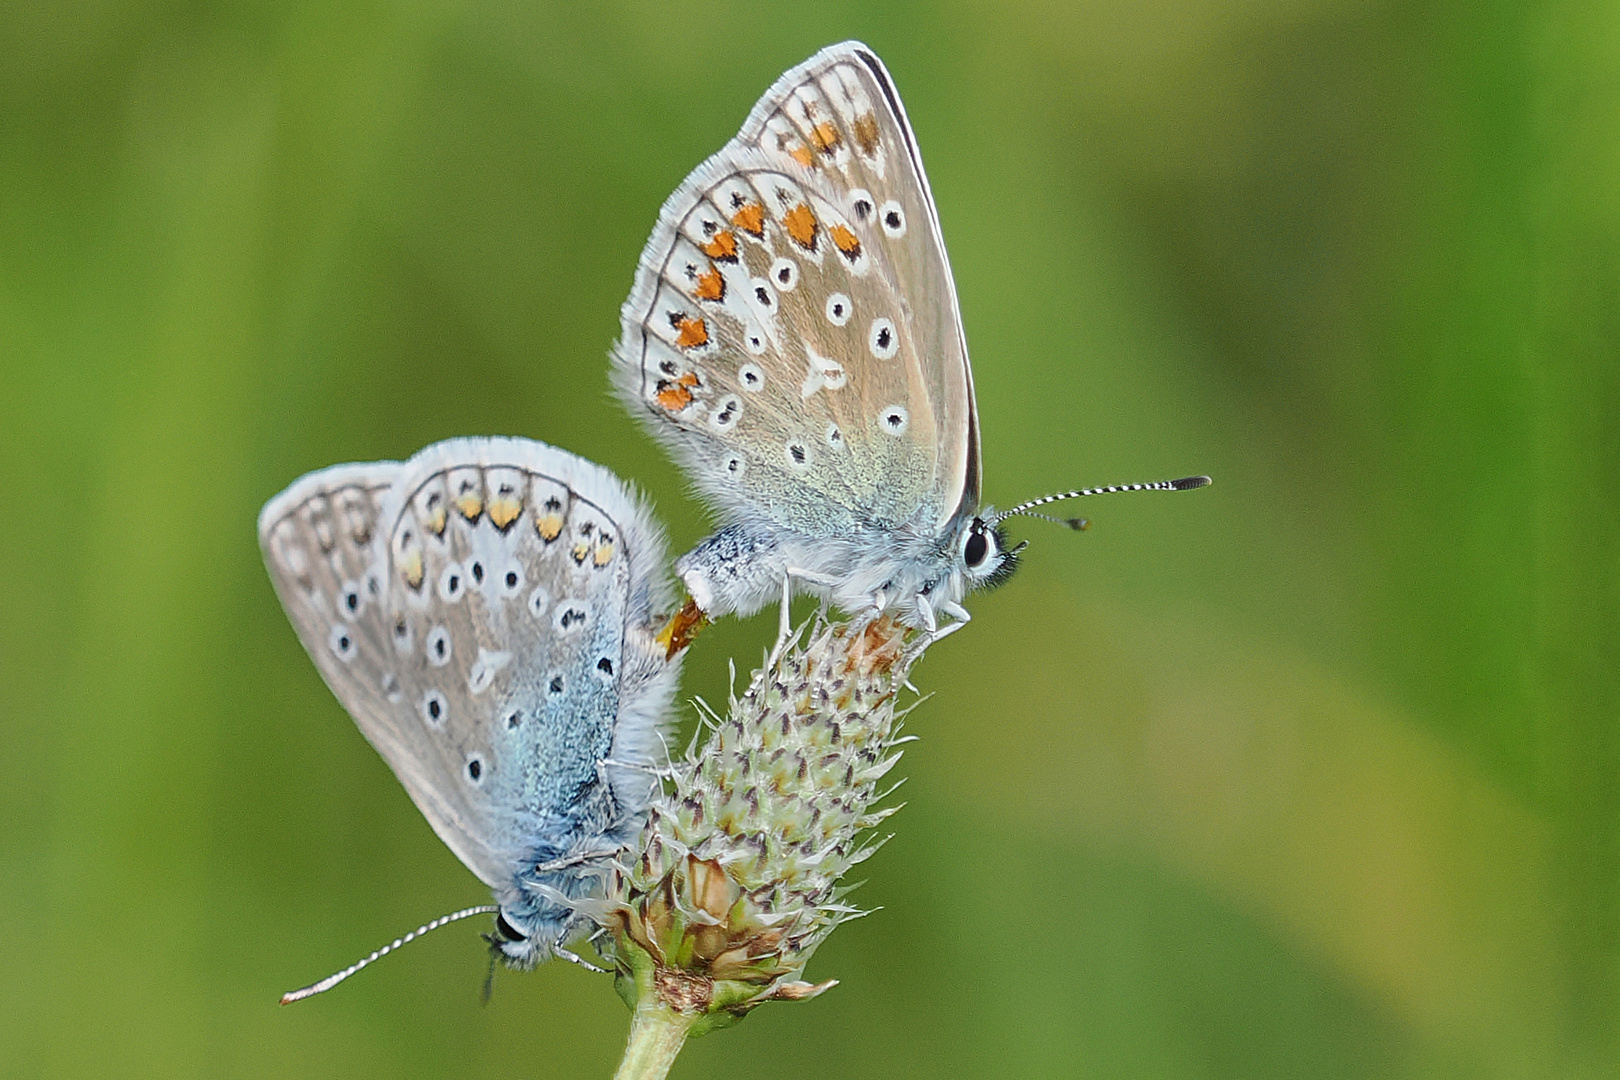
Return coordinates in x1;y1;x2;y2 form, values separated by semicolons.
259;437;680;998
613;41;1207;639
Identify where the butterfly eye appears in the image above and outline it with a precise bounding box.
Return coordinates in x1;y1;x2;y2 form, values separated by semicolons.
963;530;989;568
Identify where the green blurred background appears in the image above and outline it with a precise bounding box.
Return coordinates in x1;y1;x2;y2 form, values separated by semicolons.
2;0;1616;1076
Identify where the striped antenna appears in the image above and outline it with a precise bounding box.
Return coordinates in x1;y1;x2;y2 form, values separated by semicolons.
990;476;1211;529
280;904;499;1004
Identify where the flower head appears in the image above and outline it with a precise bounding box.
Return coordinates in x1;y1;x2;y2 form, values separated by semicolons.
603;613;920;1031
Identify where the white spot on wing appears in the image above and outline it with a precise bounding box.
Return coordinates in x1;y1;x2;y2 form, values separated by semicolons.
847;188;875;223
801;345;847;399
437;563;465;602
426;625;452;666
327;623;357;662
824;292;851;326
710;394;743;432
527;586;550;619
468;648;512;695
879;200;906;238
770;257;798;291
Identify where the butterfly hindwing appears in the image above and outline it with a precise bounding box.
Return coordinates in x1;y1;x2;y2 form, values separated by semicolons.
260;438;676;898
615;42;979;539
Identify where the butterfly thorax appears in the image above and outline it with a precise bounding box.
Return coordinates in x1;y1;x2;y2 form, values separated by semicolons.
676;507;1014;628
488;808;633;967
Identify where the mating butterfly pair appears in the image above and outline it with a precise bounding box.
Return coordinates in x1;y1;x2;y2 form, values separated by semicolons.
261;42;1207;998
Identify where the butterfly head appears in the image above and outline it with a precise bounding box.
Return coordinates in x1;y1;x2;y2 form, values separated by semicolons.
959;476;1213;600
487;909;540;965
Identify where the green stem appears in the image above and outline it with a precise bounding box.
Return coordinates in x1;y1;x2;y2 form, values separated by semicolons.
613;997;696;1080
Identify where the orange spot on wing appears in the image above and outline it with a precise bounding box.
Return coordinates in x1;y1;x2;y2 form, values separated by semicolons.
784;203;818;249
853;113;880;155
788;143;815;168
535;511;564;542
810;121;841;154
731;202;765;237
400;549;424;589
674;317;708;349
830;224;861;259
693;266;725;301
655;381;693;411
487;496;521;530
677;371;700;388
701;230;738;261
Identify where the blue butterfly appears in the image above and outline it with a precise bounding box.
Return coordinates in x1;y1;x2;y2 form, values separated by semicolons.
260;437;678;997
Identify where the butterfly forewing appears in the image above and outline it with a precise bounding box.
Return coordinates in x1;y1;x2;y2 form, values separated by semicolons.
616;43;978;538
260;438;673;895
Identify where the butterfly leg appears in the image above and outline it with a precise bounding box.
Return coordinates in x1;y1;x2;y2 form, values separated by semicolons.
551;940;607;973
599;755;675;782
535;849;621;874
927;600;972;644
915;594;939;634
769;567;840;668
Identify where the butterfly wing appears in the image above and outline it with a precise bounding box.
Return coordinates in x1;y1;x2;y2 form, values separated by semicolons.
614;41;979;539
259;437;677;896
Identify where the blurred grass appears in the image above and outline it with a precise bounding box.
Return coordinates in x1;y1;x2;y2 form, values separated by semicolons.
1;0;1616;1077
